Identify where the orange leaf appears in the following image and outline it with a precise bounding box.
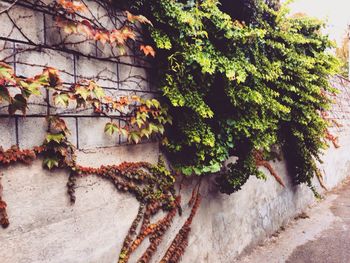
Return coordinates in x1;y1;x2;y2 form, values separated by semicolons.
125;11;153;26
140;45;156;57
58;0;86;13
94;31;110;45
121;27;136;41
110;30;125;45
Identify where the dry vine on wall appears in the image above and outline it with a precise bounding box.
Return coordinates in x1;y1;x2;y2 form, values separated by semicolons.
0;1;201;262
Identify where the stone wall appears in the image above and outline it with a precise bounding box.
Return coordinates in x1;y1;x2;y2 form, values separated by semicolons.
0;0;154;149
1;1;350;263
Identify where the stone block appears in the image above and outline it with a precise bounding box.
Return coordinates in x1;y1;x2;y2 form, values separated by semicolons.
96;41;133;64
0;102;9;115
0;40;15;64
0;159;140;263
0;117;16;149
15;44;75;84
84;2;124;30
27;86;48;115
77;117;119;149
16;116;76;149
18;117;47;148
76;56;118;88
0;5;44;44
44;6;127;58
118;119;128;145
118;64;149;91
44;14;97;57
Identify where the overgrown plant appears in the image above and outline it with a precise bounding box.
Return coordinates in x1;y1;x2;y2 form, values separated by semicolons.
115;0;339;194
0;62;200;262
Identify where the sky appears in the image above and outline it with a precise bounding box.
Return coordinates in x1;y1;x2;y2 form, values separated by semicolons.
285;0;350;44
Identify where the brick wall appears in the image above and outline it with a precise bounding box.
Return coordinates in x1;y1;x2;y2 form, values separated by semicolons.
0;0;156;150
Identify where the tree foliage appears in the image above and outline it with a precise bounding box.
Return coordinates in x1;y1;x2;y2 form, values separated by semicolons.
114;0;339;194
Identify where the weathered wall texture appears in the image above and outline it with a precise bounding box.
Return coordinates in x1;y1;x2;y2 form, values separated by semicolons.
1;1;350;263
0;0;154;149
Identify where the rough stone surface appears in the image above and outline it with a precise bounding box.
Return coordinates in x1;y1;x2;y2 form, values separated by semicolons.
0;5;44;44
0;2;150;149
236;179;350;263
0;144;159;263
0;118;16;148
77;117;119;149
15;44;75;84
118;64;149;91
76;56;119;89
17;117;48;149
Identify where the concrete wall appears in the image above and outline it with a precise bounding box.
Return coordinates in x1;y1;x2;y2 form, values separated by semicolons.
1;1;350;263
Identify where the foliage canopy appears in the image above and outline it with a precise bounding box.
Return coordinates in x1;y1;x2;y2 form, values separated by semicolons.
115;0;339;194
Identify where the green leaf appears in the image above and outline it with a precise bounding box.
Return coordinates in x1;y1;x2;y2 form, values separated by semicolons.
27;82;42;96
157;124;165;135
76;86;90;101
93;85;105;99
140;128;151;139
0;63;13;79
139;112;148;122
128;132;141;144
151;99;160;109
209;162;221;173
43;157;59;170
45;133;65;143
119;128;129;137
135;118;144;128
36;73;49;85
145;100;153;108
148;123;158;133
54;93;70;107
181;166;193;176
104;122;119;135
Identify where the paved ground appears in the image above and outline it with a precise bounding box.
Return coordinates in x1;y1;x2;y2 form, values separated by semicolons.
236;179;350;263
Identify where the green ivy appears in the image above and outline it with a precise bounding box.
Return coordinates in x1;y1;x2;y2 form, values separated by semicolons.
114;0;339;194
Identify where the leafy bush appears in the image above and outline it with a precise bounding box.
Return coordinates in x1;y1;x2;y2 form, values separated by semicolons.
114;0;339;194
